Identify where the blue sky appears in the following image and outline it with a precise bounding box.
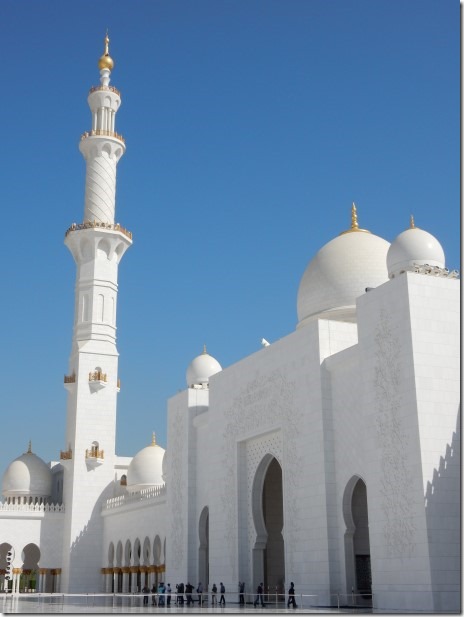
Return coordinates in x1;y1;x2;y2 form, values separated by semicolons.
0;0;459;477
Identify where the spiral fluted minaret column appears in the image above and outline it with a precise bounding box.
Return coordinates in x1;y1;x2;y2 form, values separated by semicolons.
61;35;131;594
79;33;125;224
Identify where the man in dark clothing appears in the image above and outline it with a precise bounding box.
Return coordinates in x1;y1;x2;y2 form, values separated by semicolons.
254;582;265;607
239;581;245;605
177;582;185;605
142;586;149;606
186;582;193;606
287;582;297;608
219;582;226;605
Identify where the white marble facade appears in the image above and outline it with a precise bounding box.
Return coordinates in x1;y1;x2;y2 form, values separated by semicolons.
0;39;460;613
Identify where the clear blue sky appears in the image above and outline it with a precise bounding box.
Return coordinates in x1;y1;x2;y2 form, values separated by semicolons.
0;0;459;477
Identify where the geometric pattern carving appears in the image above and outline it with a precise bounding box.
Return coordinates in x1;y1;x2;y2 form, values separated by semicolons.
167;408;185;569
373;309;416;557
220;368;303;578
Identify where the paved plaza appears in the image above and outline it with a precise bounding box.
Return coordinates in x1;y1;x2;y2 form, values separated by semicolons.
1;594;374;615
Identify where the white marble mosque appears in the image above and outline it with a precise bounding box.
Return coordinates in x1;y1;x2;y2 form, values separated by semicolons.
0;36;460;613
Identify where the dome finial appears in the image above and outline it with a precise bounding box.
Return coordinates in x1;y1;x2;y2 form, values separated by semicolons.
410;214;415;229
351;202;359;231
27;440;32;454
151;432;156;446
98;31;114;71
339;202;370;235
202;344;207;355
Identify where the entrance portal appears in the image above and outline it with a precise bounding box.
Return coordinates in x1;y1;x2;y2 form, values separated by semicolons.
343;477;372;601
252;455;285;597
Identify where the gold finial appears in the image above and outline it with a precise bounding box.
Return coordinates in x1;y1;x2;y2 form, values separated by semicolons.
339;202;370;235
202;344;207;355
351;202;359;230
98;31;114;71
410;215;415;229
151;432;156;446
27;440;32;454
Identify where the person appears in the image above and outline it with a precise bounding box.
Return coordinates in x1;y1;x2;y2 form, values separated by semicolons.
151;583;157;606
219;582;226;605
178;582;185;605
287;582;297;608
142;585;149;606
158;581;165;607
186;582;193;606
197;581;203;605
254;582;265;608
239;581;245;605
166;583;172;607
211;583;217;606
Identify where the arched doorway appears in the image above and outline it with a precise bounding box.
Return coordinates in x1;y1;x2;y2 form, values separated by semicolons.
252;455;285;598
343;477;372;603
198;506;209;588
21;543;40;592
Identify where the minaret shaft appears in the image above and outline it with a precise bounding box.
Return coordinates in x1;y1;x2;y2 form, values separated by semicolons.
61;35;131;594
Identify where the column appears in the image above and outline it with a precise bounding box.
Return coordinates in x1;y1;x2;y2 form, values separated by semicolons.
55;569;61;593
106;568;113;593
130;566;139;592
122;567;129;592
38;569;46;592
12;569;22;594
101;568;106;592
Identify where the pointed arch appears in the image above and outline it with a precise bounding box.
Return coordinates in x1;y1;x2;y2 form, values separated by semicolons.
252;454;285;594
343;475;372;603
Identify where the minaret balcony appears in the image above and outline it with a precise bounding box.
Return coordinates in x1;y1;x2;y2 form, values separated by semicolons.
85;448;104;468
89;84;121;96
117;378;121;393
65;221;132;241
64;373;76;391
81;129;125;144
89;370;107;392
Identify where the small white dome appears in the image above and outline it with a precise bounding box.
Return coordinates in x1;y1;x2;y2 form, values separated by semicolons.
127;435;165;493
186;346;222;387
2;444;52;499
387;222;445;278
297;212;390;326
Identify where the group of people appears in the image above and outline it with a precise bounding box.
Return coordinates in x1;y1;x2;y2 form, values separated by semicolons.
168;581;225;606
141;582;171;607
141;579;297;609
253;581;297;609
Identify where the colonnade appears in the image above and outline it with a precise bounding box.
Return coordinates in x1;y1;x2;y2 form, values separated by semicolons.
0;568;61;593
101;565;165;593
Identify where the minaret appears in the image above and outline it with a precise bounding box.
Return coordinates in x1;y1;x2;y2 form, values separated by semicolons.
60;35;131;593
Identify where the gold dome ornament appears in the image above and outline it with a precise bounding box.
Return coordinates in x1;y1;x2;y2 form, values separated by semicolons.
98;32;114;71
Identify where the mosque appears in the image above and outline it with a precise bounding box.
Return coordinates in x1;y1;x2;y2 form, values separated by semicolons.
0;37;460;613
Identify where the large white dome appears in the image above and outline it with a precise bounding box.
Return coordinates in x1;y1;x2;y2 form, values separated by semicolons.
387;221;445;278
297;208;390;327
2;444;52;500
186;346;222;387
127;435;165;493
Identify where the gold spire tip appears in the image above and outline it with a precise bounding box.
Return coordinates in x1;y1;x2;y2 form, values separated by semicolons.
98;31;114;71
151;432;156;446
410;215;415;229
351;202;359;230
339;202;370;235
202;344;207;354
27;440;32;454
